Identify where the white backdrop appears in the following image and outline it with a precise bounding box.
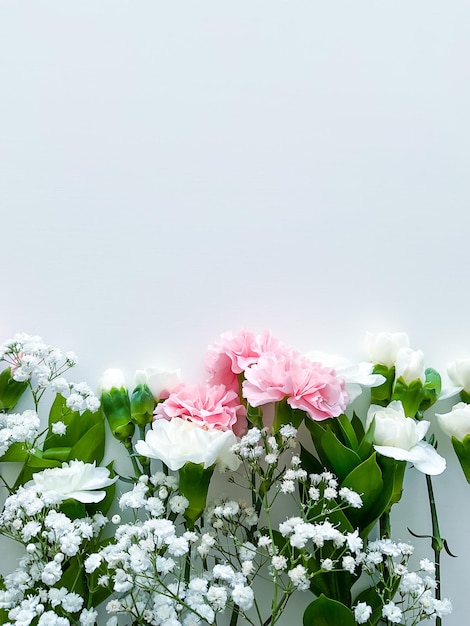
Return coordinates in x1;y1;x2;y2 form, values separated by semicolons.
1;2;470;624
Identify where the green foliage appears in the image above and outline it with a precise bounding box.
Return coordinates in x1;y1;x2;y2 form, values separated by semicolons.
0;367;28;410
304;416;400;537
303;594;356;626
44;394;105;464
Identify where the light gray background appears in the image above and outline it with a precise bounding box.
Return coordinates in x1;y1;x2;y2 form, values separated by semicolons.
1;2;469;624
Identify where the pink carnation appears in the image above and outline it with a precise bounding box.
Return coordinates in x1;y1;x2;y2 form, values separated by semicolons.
205;329;287;391
242;352;348;421
154;383;247;435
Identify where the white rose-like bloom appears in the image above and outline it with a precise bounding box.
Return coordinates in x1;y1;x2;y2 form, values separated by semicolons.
366;401;446;475
134;367;181;399
98;368;126;393
436;402;470;442
394;348;425;384
307;351;385;402
440;358;470;400
366;332;410;368
31;461;118;503
135;417;240;471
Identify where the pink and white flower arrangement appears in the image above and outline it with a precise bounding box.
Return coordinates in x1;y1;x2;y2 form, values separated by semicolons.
0;329;460;626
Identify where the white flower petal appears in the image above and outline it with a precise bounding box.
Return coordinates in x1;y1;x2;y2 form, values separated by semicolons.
374;442;446;475
135;418;239;471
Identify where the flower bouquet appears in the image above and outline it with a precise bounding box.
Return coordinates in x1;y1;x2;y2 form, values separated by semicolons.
0;330;457;626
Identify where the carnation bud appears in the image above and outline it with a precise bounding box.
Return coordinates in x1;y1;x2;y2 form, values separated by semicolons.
99;369;135;443
130;383;155;426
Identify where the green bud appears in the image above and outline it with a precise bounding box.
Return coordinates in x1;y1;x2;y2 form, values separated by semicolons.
100;386;135;442
178;462;215;527
130;383;156;426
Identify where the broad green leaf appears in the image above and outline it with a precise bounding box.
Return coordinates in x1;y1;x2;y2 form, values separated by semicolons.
353;586;383;626
321;430;361;482
67;421;105;465
45;395;104;453
14;453;61;489
341;453;385;532
59;556;86;595
42;447;72;461
307;559;356;605
304;419;331;468
0;367;28;410
299;444;323;475
0;442;28;462
303;594;356;626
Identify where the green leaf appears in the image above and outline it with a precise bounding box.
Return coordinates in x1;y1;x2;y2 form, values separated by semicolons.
299;444;323;475
336;413;359;449
67;421;105;465
351;412;365;441
353;586;384;626
0;367;28;410
0;441;28;462
59;556;86;595
321;430;362;482
303;594;356;626
451;435;470;483
357;420;375;461
13;452;61;489
304;419;332;467
341;453;387;534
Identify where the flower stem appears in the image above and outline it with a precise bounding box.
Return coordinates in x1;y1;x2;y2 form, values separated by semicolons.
425;473;443;626
379;508;391;539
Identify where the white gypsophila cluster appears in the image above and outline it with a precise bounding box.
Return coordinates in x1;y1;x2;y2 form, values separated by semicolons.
0;409;40;456
353;539;452;625
0;483;107;626
0;333;99;414
211;425;369;620
86;472;254;626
